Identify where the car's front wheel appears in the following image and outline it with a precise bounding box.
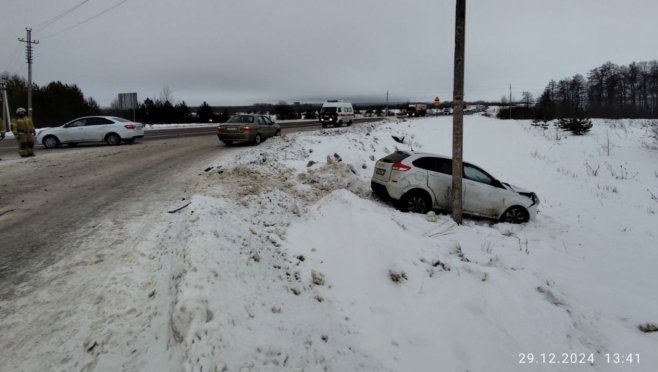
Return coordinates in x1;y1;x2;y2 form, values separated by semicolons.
275;130;281;137
321;123;328;128
43;136;60;149
501;206;529;224
398;191;431;214
105;133;121;146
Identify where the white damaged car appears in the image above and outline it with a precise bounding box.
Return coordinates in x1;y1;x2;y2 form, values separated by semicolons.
370;151;539;223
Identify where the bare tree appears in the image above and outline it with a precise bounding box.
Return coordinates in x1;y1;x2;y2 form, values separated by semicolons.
160;86;174;104
522;91;534;107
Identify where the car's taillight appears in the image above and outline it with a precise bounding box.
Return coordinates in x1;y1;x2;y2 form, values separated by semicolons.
240;126;252;132
392;161;411;171
124;124;136;130
218;126;225;132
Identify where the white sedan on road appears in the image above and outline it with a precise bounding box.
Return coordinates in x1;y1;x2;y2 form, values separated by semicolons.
37;116;145;148
371;151;540;223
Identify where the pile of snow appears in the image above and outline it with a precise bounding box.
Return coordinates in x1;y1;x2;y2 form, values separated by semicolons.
164;116;658;370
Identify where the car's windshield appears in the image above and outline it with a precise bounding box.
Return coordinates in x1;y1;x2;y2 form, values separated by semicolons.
464;164;494;185
320;107;337;113
227;116;254;124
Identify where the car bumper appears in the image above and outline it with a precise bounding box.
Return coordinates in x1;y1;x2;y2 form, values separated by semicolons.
371;180;405;201
217;132;255;142
130;135;144;139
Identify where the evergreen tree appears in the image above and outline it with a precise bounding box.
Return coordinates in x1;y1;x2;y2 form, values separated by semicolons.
568;115;593;135
175;101;191;123
198;102;213;123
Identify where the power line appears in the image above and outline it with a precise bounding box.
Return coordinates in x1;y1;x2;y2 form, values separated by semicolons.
34;0;91;33
41;0;130;40
4;42;22;73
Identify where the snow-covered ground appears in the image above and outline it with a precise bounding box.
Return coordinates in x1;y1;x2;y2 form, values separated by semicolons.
166;116;658;371
2;116;657;371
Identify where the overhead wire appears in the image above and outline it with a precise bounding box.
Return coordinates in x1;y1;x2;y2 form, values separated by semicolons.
33;0;91;33
41;0;130;40
3;42;23;74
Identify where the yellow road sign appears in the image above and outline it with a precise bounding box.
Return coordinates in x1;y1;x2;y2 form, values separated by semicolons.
434;97;440;107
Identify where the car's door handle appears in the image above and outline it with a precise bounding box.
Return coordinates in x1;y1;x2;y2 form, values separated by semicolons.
466;181;476;186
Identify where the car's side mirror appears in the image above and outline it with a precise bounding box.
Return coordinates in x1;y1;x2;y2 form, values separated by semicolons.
493;179;504;188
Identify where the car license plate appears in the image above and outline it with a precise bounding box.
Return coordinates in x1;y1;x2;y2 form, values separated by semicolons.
227;127;238;131
376;168;386;175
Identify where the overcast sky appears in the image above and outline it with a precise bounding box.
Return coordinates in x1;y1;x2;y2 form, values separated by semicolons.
1;0;657;107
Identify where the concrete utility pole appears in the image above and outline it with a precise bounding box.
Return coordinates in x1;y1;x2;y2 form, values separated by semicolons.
451;0;466;224
19;28;39;120
509;84;512;120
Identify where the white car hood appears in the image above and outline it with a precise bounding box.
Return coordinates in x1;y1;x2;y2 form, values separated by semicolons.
502;183;531;193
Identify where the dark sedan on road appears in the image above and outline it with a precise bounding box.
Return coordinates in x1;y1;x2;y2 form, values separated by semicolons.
217;115;281;146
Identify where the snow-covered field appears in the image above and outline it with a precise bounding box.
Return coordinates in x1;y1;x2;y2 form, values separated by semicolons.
165;116;658;371
2;116;657;371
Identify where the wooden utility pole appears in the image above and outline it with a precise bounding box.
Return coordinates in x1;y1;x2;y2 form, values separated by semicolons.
19;28;39;120
451;0;466;224
386;90;389;117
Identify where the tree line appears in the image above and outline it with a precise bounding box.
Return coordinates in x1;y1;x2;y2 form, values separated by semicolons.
1;73;100;128
499;60;658;121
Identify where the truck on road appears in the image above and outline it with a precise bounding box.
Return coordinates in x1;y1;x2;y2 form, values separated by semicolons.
406;104;428;117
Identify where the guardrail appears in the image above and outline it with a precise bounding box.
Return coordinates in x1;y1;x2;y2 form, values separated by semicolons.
276;117;386;128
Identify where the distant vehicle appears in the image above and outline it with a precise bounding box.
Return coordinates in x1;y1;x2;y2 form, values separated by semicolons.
370;151;539;223
407;104;428;117
319;100;354;128
37;116;144;148
217;114;281;146
443;108;452;115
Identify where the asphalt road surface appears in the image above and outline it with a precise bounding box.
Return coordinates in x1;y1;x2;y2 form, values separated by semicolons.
0;121;378;303
0;118;384;161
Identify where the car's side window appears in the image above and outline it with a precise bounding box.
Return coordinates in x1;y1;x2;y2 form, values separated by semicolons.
464;164;494;185
86;118;112;126
264;117;274;125
67;119;87;128
434;159;453;175
258;117;265;125
412;157;434;171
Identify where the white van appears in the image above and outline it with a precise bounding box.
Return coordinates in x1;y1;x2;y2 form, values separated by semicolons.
319;100;355;128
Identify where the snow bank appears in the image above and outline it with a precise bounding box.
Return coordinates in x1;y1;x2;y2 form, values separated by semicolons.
168;116;658;371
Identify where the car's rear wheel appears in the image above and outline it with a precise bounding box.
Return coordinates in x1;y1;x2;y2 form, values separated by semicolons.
252;134;262;146
347;120;353;127
106;133;121;146
501;206;529;224
43;136;60;149
123;138;135;144
398;191;431;214
222;140;233;146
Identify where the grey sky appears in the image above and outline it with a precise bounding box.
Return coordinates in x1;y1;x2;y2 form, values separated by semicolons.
2;0;657;107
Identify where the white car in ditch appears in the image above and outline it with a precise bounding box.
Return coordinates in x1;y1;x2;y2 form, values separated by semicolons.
370;151;539;223
37;116;144;148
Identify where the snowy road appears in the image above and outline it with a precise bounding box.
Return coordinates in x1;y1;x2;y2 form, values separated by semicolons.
0;136;226;301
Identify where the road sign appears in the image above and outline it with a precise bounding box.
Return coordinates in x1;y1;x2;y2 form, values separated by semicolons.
434;97;441;107
118;93;138;111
